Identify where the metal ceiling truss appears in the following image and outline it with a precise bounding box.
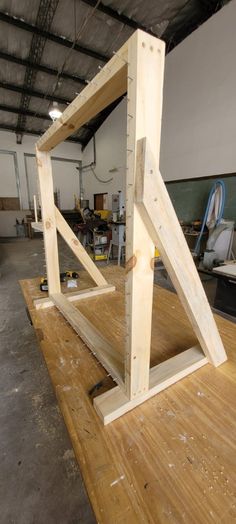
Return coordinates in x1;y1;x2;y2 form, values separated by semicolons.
16;0;59;141
0;102;94;132
0;103;51;121
0;81;70;104
0;0;227;145
0;11;108;62
0;51;86;85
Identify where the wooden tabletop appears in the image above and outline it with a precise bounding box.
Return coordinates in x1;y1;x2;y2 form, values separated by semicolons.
20;266;236;524
213;264;236;279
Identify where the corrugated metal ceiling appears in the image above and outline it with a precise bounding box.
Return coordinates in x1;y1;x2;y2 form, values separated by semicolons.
0;0;230;147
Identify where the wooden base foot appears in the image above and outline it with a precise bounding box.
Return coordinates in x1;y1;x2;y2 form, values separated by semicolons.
94;345;207;424
34;284;115;310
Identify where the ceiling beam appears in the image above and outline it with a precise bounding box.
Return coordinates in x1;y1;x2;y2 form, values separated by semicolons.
0;80;70;105
0;103;51;120
16;0;60;135
0;103;94;132
164;1;224;52
0;11;108;62
0;123;83;144
0;50;86;85
80;0;156;37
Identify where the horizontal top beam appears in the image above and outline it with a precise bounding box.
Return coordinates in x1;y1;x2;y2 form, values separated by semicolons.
0;80;70;105
0;11;108;62
36;36;129;151
0;50;87;85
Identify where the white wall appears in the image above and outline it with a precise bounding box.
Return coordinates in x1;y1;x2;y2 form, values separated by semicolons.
25;155;81;210
0;130;82;209
0;130;82;236
82;98;127;209
160;0;236;181
1;1;235;233
82;1;236;202
0;152;19;197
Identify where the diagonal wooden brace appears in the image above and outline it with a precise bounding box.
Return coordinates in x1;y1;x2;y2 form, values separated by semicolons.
135;137;227;367
55;206;107;287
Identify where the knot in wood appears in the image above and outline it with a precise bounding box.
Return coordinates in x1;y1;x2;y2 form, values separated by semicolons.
125;255;137;273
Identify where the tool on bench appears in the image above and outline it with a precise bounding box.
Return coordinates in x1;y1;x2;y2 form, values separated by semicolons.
40;271;79;291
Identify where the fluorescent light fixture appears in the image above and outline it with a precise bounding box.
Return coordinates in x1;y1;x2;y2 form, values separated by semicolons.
48;101;62;121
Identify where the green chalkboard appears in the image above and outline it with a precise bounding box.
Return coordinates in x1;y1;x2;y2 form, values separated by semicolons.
166;174;236;224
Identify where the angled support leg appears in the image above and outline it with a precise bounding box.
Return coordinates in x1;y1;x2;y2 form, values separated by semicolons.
55;206;107;287
33;207;115;308
135;137;227;367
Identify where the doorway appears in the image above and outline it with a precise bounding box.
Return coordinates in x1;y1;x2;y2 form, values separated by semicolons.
94;192;108;210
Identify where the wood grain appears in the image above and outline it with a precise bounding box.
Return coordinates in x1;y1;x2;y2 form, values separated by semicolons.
34;284;115;310
36;41;128;151
36;148;61;295
94;345;208;424
136;137;227;367
125;30;165;399
20;266;236;523
55;206;107;287
51;292;124;387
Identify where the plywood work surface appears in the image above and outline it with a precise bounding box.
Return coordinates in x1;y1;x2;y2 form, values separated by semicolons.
20;266;236;524
213;263;236;278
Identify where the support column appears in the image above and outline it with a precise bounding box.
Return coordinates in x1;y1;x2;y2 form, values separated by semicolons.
36;147;61;295
125;30;165;399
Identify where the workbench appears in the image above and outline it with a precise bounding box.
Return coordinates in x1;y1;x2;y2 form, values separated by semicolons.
20;266;236;523
199;264;236;317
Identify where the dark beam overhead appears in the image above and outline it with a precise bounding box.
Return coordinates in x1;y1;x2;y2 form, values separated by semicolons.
0;103;51;120
80;0;156;36
0;51;86;85
17;0;59;135
0;11;108;62
0;81;70;105
0;103;94;132
0;123;83;144
164;0;224;52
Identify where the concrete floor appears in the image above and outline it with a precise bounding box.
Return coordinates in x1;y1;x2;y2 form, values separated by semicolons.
0;237;96;524
0;236;233;524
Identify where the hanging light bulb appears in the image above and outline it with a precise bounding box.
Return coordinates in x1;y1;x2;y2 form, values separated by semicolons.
48;101;62;121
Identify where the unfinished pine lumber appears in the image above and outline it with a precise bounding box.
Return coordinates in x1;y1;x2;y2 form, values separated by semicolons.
36;29;227;425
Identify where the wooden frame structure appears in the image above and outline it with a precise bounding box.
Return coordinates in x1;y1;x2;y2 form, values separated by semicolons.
35;29;227;424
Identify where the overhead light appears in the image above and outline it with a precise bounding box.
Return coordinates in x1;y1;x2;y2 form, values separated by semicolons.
48;101;62;121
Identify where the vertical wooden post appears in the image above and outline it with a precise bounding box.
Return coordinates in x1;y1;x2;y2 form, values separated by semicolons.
125;31;165;399
36;147;61;295
33;195;38;222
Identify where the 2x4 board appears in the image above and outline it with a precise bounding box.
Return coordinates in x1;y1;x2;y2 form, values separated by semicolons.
35;29;227;424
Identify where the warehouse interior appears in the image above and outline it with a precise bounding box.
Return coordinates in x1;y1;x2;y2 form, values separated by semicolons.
1;1;236;523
